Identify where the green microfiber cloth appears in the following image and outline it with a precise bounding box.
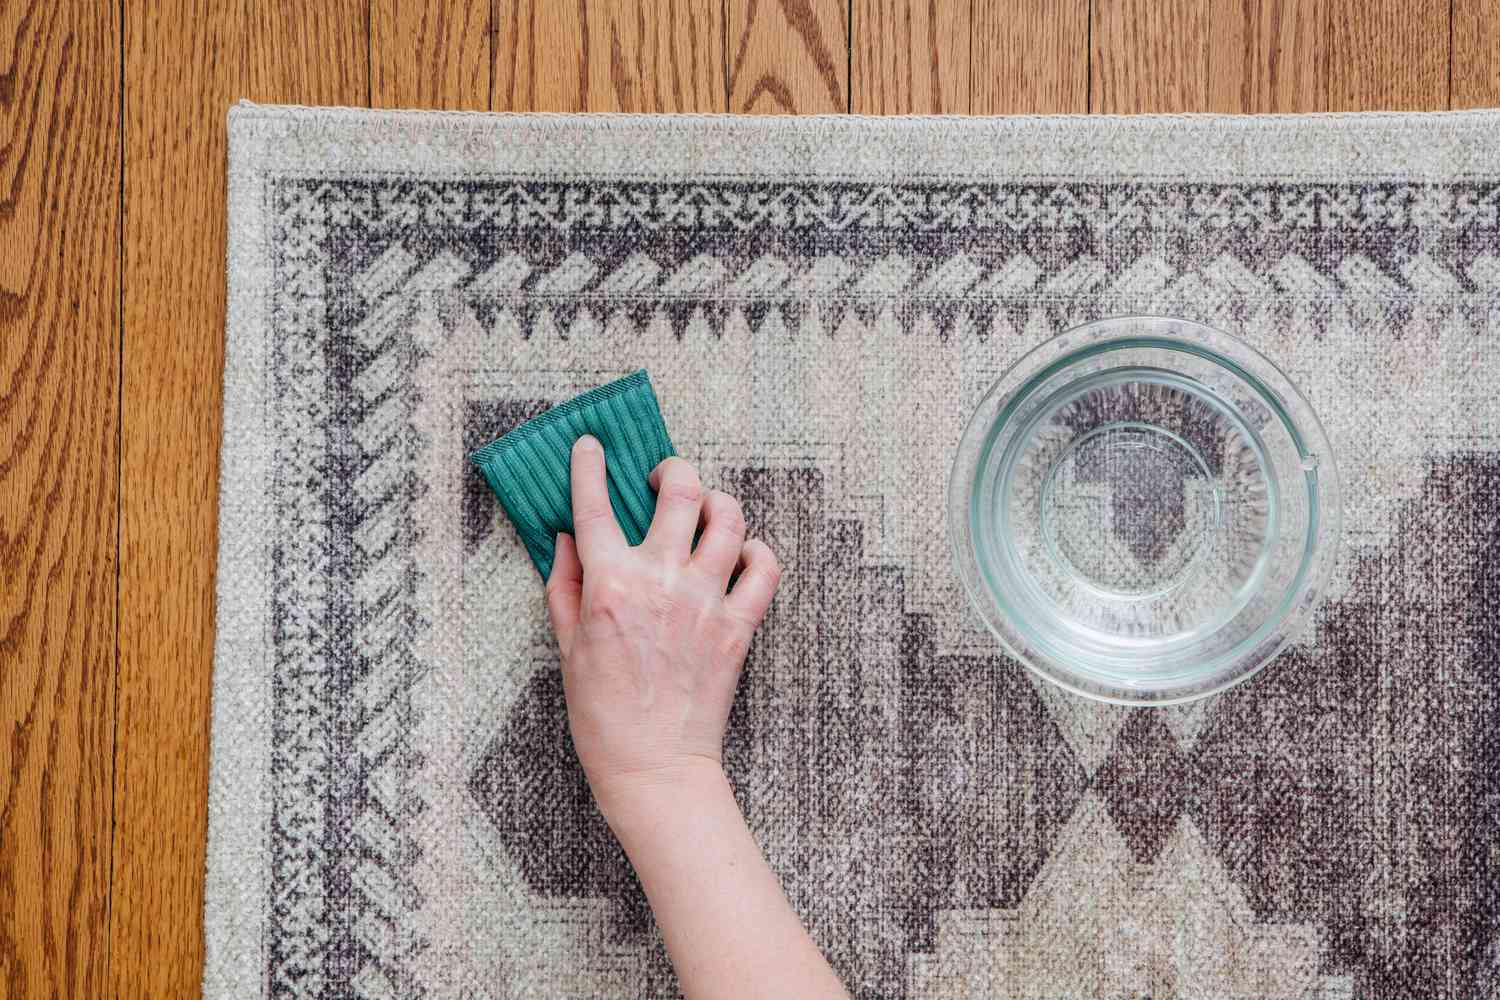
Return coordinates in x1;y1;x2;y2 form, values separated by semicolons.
470;370;676;579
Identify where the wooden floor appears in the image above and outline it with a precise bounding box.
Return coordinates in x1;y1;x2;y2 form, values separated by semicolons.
2;1;1498;996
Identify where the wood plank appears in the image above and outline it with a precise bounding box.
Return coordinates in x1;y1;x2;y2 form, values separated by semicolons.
973;0;1088;114
852;0;969;114
114;3;367;998
581;0;725;111
1092;0;1328;114
373;0;491;109
1207;0;1327;112
728;0;848;113
0;2;121;998
496;0;725;112
1453;0;1500;109
1091;0;1211;113
247;1;370;105
494;0;587;110
1325;0;1447;111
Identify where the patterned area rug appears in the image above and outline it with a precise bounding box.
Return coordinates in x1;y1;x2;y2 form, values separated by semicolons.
210;105;1500;1000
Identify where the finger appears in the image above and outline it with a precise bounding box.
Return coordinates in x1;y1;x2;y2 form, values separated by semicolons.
545;533;583;657
570;435;626;562
725;539;781;628
693;490;747;587
644;457;703;557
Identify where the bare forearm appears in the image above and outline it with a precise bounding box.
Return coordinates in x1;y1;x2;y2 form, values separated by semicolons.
598;764;850;1000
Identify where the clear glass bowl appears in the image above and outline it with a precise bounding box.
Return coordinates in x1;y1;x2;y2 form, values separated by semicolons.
948;316;1341;705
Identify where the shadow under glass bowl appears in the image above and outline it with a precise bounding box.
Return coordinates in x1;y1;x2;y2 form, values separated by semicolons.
948;316;1341;706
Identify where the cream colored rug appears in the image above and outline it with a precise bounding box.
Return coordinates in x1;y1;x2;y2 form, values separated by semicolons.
210;103;1500;999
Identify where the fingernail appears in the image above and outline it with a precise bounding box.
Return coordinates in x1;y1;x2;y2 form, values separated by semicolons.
574;435;600;453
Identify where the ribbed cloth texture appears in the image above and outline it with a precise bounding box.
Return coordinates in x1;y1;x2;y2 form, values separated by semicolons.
470;370;676;579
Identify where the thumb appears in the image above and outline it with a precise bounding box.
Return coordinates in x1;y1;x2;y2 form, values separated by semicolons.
545;532;583;657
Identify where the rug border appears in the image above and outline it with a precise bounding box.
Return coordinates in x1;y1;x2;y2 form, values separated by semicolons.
206;111;277;1000
227;101;1500;183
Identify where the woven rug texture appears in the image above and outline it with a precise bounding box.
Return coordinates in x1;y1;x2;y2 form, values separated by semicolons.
210;105;1500;1000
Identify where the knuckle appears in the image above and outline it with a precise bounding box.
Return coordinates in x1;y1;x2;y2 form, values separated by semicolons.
658;458;702;500
647;589;678;624
572;502;612;528
587;576;633;618
723;602;761;631
661;480;702;506
714;625;752;663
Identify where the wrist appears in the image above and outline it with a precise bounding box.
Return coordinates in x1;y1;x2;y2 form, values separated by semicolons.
590;758;733;849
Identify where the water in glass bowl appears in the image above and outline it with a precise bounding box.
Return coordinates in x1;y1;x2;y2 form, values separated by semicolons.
949;317;1340;705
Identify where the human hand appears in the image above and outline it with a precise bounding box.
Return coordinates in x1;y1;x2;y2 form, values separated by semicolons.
542;437;848;1000
544;435;782;825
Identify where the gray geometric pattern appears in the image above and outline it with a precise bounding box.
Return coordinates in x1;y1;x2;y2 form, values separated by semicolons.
210;108;1500;1000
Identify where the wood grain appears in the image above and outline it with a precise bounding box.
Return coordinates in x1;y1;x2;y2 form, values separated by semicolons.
496;0;725;112
373;0;490;109
729;0;848;113
581;0;725;111
494;0;587;110
1325;0;1447;111
1453;0;1500;108
1092;0;1337;114
973;0;1088;114
0;2;121;997
113;3;367;998
1091;0;1212;113
852;0;969;114
248;1;369;105
1208;0;1327;112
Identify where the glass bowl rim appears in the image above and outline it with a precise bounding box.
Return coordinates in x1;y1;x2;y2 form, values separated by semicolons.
947;315;1342;706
